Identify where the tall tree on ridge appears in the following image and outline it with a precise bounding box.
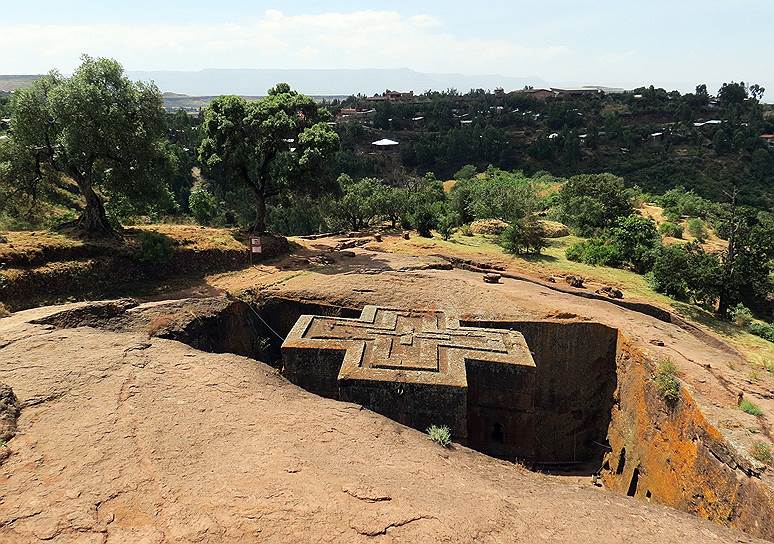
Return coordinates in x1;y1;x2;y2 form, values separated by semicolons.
10;55;172;235
198;84;340;234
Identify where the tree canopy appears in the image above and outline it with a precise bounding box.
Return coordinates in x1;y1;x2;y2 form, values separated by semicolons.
557;173;634;235
198;84;340;233
8;56;173;234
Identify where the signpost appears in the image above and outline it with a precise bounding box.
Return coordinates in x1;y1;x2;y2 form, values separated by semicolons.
250;236;262;266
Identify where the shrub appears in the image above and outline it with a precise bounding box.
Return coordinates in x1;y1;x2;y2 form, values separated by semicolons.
565;215;659;272
658;221;683;238
0;303;10;318
687;218;706;242
748;322;774;343
135;231;174;267
662;207;682;223
731;304;754;328
750;441;773;464
657;187;713;220
654;360;680;405
412;205;436;237
189;183;219;226
499;217;546;255
427;424;452;447
459;224;473;237
44;209;79;230
453;164;477;180
740;399;763;416
437;212;459;241
566;238;622;267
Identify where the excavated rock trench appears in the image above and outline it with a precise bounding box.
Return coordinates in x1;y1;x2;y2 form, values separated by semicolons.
30;295;774;541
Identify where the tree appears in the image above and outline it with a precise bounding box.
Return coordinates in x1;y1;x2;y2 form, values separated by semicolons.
436;210;460;241
0;95;11;118
336;175;382;230
695;84;709;103
453;164;477;180
718;82;748;107
374;186;409;228
650;243;723;307
10;56;173;234
557;173;633;235
199;84;340;233
713;129;732;155
749;84;766;101
499;217;546;255
714;191;774;315
412;205;436;237
608;214;661;273
188;182;219;225
461;168;539;223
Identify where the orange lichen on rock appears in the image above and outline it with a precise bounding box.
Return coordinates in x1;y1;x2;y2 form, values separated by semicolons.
602;335;774;540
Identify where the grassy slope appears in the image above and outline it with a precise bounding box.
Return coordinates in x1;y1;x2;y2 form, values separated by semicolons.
0;224;245;263
403;230;774;372
0;225;248;309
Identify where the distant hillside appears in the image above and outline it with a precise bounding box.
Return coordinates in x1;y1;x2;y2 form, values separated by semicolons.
1;68;546;105
160;92;348;111
126;68;547;97
0;75;40;92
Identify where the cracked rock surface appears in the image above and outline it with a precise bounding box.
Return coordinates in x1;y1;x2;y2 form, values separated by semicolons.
0;303;766;543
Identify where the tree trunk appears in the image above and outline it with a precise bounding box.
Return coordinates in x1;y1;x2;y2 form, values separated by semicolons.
251;188;267;234
718;232;736;316
717;187;739;317
70;177;115;236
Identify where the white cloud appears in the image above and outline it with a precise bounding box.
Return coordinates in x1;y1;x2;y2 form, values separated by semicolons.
0;9;570;75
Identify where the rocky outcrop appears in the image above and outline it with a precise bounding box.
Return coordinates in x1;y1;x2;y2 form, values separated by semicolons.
0;301;759;544
601;336;774;541
596;286;624;299
0;383;20;464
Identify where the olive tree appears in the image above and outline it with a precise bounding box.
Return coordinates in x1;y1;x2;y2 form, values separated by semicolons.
10;56;172;234
198;84;340;233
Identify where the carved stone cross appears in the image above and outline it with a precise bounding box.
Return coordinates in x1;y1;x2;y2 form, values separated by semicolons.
281;305;537;457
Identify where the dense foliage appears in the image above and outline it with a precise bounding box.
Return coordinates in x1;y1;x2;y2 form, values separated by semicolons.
198;84;340;233
0;61;771;330
557;174;634;236
5;56;174;234
326;82;772;210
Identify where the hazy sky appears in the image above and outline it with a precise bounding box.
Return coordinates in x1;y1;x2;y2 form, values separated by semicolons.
2;0;771;95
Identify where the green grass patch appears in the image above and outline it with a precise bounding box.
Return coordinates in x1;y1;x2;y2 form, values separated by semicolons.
740;399;764;416
405;231;774;372
654;360;681;405
750;441;772;464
